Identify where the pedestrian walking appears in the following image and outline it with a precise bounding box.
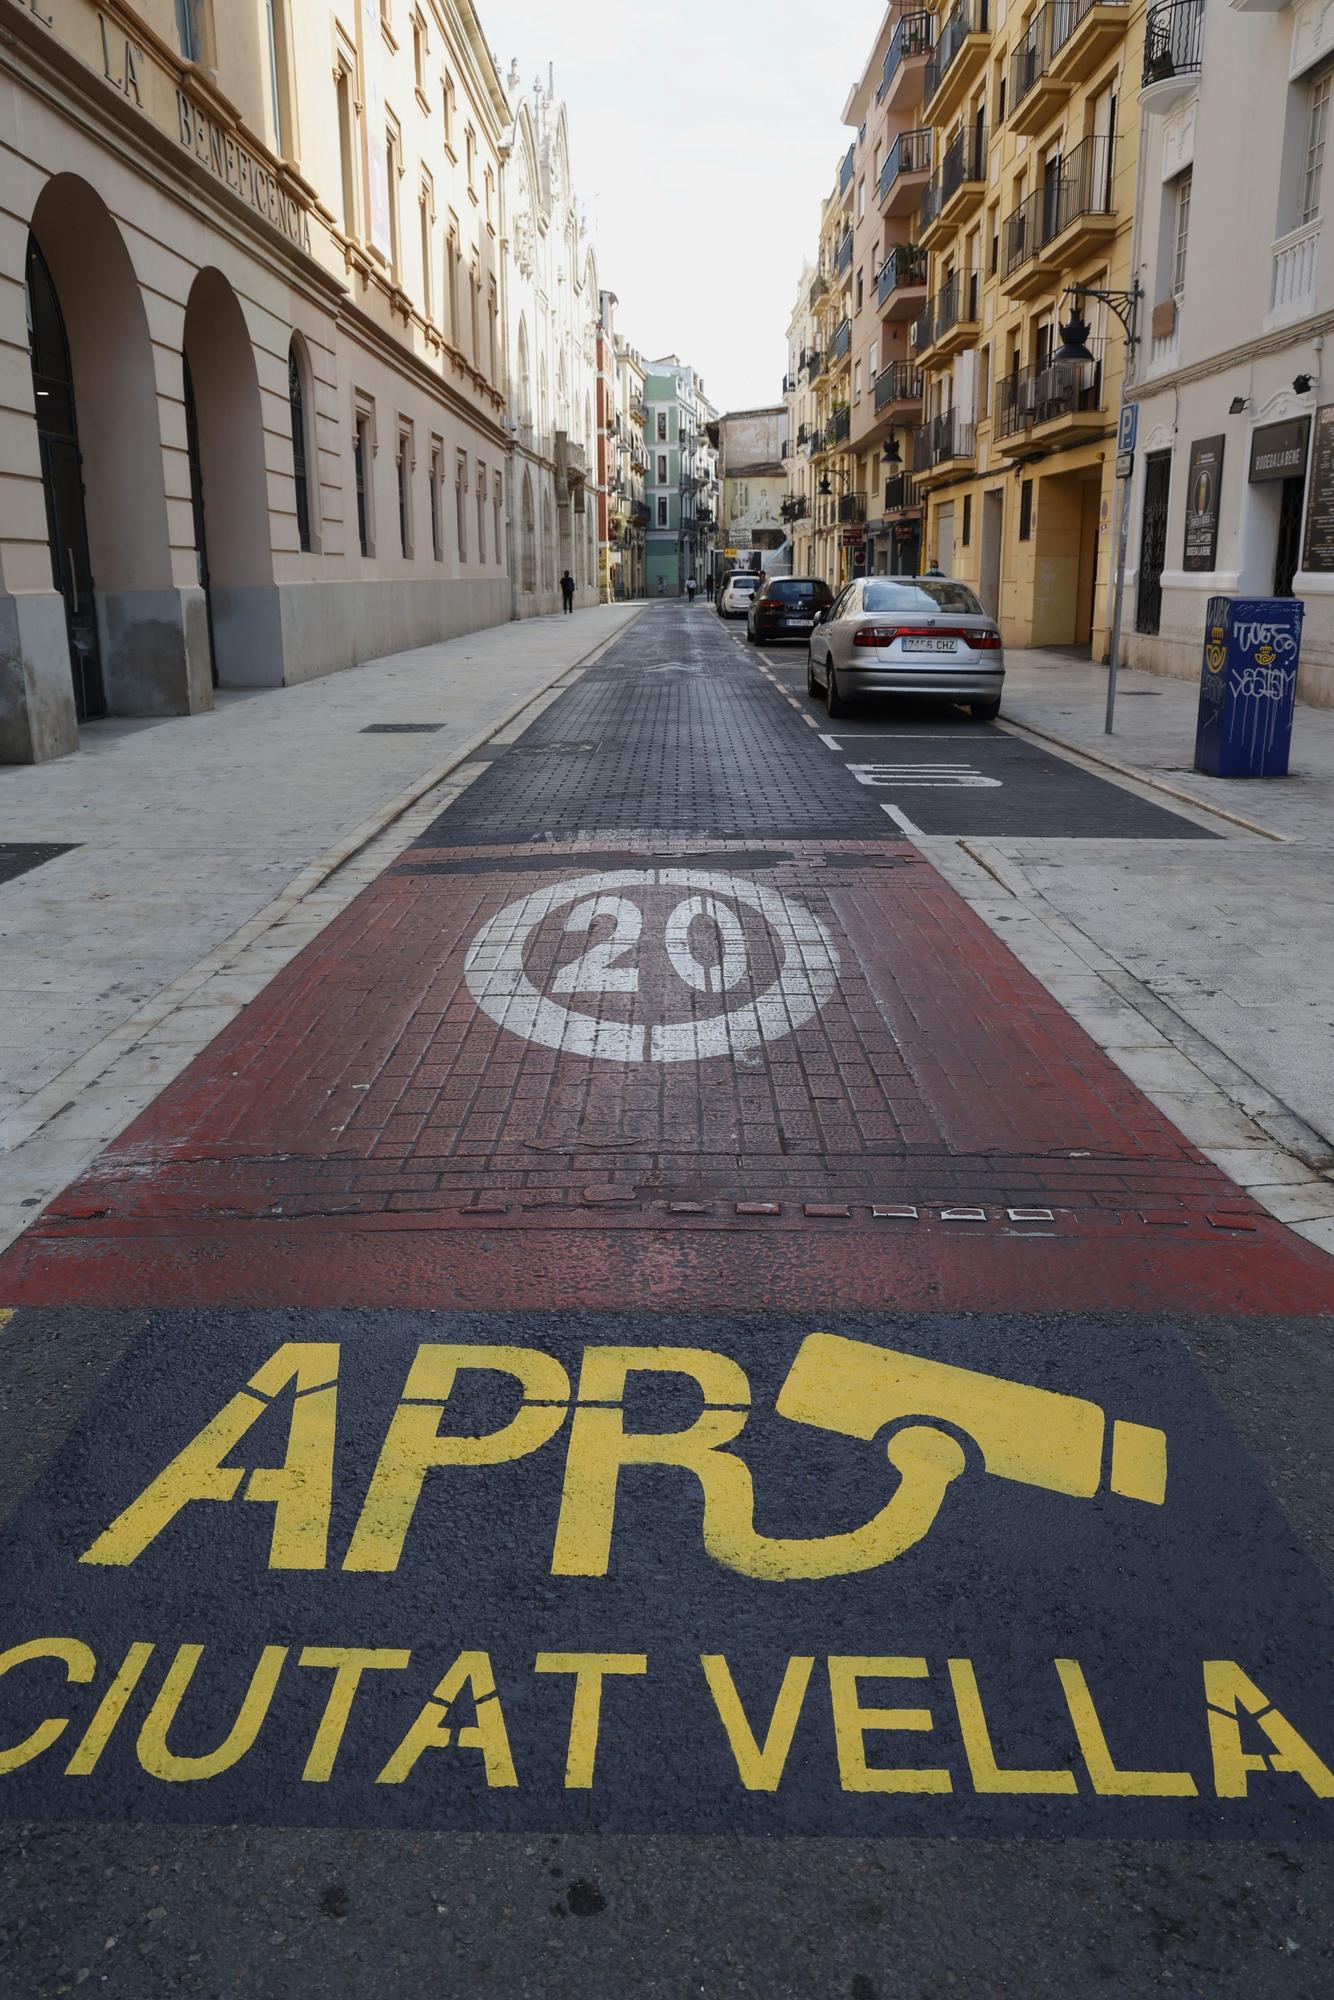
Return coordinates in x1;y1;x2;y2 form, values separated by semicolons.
560;569;575;613
686;577;697;603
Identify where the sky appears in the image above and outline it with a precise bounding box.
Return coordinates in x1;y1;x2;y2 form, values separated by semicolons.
476;0;878;413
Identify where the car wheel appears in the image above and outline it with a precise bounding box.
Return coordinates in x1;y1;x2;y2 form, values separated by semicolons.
825;662;850;718
970;698;1001;721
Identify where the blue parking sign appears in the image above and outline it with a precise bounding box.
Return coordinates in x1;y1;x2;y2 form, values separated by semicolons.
1117;404;1138;453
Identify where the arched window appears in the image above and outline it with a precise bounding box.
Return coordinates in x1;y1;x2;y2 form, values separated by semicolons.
521;469;536;594
516;316;532;430
288;339;312;552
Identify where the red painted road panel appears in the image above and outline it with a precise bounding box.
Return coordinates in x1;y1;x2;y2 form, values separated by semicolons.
2;838;1330;1316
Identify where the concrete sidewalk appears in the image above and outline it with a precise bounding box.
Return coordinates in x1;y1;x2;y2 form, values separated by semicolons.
929;646;1334;1255
0;604;643;1245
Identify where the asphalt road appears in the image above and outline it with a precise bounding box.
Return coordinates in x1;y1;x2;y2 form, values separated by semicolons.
0;604;1329;1998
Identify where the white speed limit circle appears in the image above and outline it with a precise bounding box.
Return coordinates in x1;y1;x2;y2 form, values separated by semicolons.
463;868;841;1064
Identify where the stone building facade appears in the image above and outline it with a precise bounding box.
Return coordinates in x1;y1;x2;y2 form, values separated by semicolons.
2;0;515;762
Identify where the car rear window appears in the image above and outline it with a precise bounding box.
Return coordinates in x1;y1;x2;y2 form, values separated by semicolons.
730;575;758;589
767;579;833;603
863;579;985;616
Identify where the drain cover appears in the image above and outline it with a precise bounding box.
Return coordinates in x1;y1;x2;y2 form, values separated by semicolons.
0;843;78;886
361;723;445;734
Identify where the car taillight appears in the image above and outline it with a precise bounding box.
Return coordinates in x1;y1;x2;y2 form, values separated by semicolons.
758;596;779;609
851;625;901;647
977;628;1004;650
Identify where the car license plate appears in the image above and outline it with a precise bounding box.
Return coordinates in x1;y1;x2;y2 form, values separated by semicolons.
785;617;812;629
899;637;958;654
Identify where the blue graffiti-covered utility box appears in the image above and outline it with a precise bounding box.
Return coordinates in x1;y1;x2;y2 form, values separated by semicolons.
1194;596;1303;777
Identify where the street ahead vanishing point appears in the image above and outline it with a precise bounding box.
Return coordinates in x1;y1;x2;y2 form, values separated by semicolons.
0;606;1330;1996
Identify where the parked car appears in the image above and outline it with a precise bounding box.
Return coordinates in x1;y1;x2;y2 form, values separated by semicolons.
746;576;834;645
806;576;1004;719
717;573;761;619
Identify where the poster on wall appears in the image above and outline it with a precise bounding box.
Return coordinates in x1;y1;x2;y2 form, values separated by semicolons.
360;0;393;263
1183;435;1224;573
1302;405;1334;573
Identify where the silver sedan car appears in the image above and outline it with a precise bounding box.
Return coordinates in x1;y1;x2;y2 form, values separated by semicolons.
806;576;1004;720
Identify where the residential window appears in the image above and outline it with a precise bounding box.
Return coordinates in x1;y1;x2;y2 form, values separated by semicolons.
978;343;991;420
385;124;401;276
445;223;459;345
1172;172;1191;295
335;58;358;238
488;283;499;383
411;11;426;94
476;465;487;564
455;451;468;560
429;443;443;560
465;126;477;196
1018;477;1033;542
1304;70;1332;224
869;339;878;379
442;73;456;152
419;183;433;318
855;266;864;313
175;0;209;63
396;428;413;558
484;167;495;230
656;496;669;526
962;494;972;546
265;1;295;156
656;410;667;441
853;361;862;404
469;268;480;363
493;472;503;566
657;452;668;482
857;177;866;219
288;343;312;553
354;407;373;557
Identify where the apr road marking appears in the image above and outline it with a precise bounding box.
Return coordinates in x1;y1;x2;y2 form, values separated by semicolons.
1;1310;1331;1836
464;869;840;1064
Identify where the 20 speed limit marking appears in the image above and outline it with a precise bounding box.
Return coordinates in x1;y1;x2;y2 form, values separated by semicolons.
464;868;841;1063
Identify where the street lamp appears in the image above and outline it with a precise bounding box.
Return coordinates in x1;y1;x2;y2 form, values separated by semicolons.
1054;282;1143;734
881;435;902;466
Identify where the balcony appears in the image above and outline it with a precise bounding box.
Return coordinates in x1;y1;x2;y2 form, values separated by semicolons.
1008;4;1070;137
923;0;992;129
1001;135;1117;296
877;11;934;112
910;409;976;483
839;141;856;197
828;404;852;444
830;316;852;364
882;471;917;513
873;359;923;414
877;243;929;319
1050;0;1130;89
806;427;826;457
1141;0;1203;109
878;128;933;216
809;266;833;310
804;347;825;381
781;495;809;523
1269;218;1321;327
835;227;854;276
994;352;1105;450
629;394;646;424
919;123;987;250
913;269;981;362
554;431;587;499
838;492;867;525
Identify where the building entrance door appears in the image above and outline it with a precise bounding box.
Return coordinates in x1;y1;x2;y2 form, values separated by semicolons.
979;488;1003;617
1274;475;1304;597
1135;451;1172;634
182;358;218;689
24;239;105;722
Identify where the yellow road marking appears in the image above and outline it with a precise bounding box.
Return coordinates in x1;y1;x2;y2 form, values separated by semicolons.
0;1309;13;1335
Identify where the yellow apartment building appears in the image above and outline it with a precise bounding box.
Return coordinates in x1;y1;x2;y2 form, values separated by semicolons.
910;0;1145;653
804;180;856;587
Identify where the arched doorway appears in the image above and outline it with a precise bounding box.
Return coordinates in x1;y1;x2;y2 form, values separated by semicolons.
521;469;536;594
24;238;103;720
181;268;278;687
26;174;179;724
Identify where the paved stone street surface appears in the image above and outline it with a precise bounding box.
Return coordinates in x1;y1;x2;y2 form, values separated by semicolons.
1;606;1331;1997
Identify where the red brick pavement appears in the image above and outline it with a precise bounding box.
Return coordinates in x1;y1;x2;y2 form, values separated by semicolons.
3;838;1331;1315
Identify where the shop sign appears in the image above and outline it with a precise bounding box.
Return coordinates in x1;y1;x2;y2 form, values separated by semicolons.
1302;405;1334;573
1249;418;1310;485
1183;436;1224;573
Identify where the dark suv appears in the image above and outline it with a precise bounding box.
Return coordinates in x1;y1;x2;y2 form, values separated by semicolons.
746;576;835;645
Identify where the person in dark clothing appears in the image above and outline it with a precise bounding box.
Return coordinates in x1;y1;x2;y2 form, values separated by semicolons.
560;570;575;612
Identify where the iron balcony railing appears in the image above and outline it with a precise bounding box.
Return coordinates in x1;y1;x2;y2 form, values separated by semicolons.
1002;134;1114;275
994;350;1104;440
839;141;856;194
912;269;980;351
828;405;852;443
920;122;987;232
874;360;923;410
876;244;929;309
877;10;934;101
831;316;852;361
1010;2;1056;113
1056;0;1128;55
805;348;824;378
838;492;866;524
1143;0;1203;89
806;427;826;456
797;422;810;444
883;471;915;511
878;127;933;206
924;0;989;111
835;227;854;275
910;409;975;470
781;495;809;522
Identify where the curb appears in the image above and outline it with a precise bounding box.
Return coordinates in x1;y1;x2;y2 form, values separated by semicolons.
995;715;1289;841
